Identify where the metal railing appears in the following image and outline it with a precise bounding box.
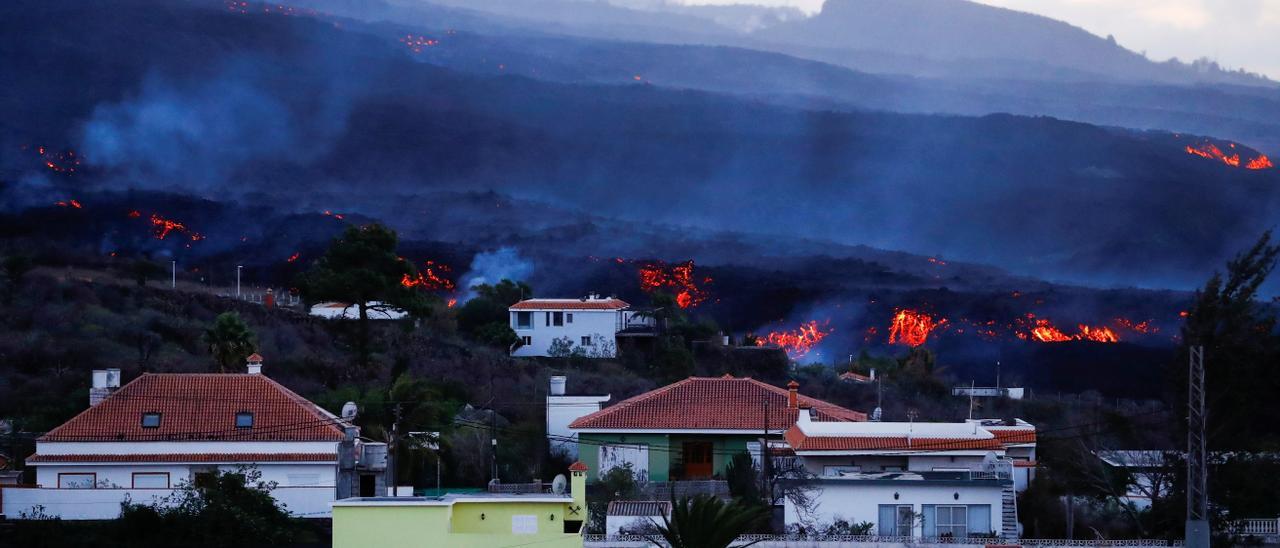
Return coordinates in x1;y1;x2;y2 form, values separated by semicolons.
583;534;1184;546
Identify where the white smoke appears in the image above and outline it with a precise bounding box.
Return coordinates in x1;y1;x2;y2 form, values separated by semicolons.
458;247;534;301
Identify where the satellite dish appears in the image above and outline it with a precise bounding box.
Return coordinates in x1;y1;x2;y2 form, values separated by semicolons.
551;474;568;495
982;451;999;471
341;401;358;420
870;407;883;422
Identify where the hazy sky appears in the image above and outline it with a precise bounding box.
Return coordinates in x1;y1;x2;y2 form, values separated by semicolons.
682;0;1280;80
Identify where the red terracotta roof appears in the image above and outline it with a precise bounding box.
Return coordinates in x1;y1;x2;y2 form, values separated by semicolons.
26;453;337;463
569;376;866;431
784;426;1004;452
568;461;589;472
1012;460;1038;468
40;374;346;442
839;371;872;382
988;428;1036;445
510;298;629;310
247;353;264;362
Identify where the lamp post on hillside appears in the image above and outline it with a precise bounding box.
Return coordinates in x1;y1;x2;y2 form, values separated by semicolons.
171;261;176;289
236;265;243;298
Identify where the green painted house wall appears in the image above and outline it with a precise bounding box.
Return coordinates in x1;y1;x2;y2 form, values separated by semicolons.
578;432;756;483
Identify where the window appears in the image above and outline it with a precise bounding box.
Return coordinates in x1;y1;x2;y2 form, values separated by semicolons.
566;313;573;324
235;412;254;428
58;473;96;489
878;504;913;536
823;465;861;476
521;336;532;346
581;335;593;346
140;412;162;428
935;505;968;538
515;311;532;329
549;311;564;326
132;473;169;488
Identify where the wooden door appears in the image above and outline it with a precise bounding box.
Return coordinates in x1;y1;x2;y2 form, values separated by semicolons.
682;441;714;479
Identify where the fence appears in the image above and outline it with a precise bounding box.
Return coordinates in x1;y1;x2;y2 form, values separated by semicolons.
583;534;1184;548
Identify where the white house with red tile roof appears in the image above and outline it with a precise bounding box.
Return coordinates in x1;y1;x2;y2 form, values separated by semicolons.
781;414;1036;540
509;295;656;358
1;355;371;520
568;376;865;483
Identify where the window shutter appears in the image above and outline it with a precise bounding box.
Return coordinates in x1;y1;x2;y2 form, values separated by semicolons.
967;504;992;537
878;505;897;536
921;505;936;538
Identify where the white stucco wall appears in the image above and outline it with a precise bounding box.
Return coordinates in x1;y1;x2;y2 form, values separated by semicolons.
546;396;610;459
784;481;1003;536
511;309;619;357
34;462;336;490
1;485;335;520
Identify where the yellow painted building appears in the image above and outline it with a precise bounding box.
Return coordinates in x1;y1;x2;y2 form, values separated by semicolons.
332;462;589;548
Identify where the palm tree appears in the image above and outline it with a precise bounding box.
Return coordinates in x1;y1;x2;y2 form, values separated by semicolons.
648;494;770;548
204;312;256;372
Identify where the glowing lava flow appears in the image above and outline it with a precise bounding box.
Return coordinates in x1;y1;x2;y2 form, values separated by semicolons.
637;260;712;308
148;214;203;241
1184;141;1272;170
323;210;346;221
755;320;832;359
1247;154;1275;170
400;260;456;291
55;199;83;209
287;252;300;263
1018;315;1118;343
888;309;947;347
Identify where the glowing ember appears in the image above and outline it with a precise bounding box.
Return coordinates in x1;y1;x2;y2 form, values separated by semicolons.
447;298;458;308
287;252;300;263
888;308;947;347
927;257;947;266
323;210;346;220
637;260;712;308
400;260;456;291
1246;154;1274;170
1114;317;1158;334
400;34;440;53
28;145;80;173
128;210;141;218
55;199;83;209
755;320;832;359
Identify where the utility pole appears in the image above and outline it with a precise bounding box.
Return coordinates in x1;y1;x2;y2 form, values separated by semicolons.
236;265;243;298
170;260;176;288
760;398;770;502
388;403;402;494
1186;346;1210;548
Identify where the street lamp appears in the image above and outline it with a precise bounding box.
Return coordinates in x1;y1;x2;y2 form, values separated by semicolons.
171;260;176;289
236;265;243;298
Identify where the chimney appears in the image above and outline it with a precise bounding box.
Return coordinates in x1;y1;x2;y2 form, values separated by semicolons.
869;368;876;381
246;353;264;375
89;368;121;407
787;380;799;410
549;375;567;396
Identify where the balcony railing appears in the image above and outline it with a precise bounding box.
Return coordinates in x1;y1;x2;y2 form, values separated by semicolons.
1230;518;1280;536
